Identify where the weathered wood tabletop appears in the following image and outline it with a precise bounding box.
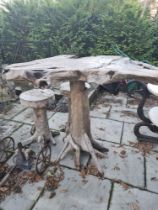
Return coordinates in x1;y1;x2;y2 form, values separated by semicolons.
4;55;158;85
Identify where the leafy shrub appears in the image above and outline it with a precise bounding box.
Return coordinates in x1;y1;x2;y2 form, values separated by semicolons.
0;0;157;65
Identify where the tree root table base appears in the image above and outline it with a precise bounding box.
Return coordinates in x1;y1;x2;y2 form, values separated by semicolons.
56;81;109;175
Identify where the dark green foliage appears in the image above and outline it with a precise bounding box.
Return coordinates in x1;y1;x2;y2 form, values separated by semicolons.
0;0;157;65
152;14;158;66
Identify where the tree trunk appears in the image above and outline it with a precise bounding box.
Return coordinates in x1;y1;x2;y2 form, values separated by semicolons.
57;81;108;174
70;81;90;139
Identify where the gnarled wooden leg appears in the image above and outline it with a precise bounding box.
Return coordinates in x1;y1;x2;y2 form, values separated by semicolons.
56;81;108;175
23;107;56;145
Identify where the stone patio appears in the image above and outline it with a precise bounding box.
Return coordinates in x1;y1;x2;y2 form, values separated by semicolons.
0;92;158;210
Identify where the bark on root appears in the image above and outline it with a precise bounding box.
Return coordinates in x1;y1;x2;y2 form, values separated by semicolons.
56;81;108;175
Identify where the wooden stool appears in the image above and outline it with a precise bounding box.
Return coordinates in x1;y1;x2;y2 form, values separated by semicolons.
20;89;56;145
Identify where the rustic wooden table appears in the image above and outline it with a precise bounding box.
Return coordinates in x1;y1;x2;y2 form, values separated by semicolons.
4;55;158;174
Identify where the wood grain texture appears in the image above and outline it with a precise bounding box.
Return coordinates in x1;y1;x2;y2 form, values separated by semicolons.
4;55;158;85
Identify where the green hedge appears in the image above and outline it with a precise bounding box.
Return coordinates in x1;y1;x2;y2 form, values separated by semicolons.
0;0;158;65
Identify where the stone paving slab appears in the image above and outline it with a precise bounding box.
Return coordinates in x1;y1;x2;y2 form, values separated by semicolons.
12;108;34;124
0;119;22;138
122;122;158;152
49;112;123;143
49;113;123;144
126;98;149;110
47;111;55;120
8;123;144;187
126;97;140;109
33;168;111;210
0;103;26;120
110;183;158;210
51;136;143;188
95;92;127;108
109;107;140;123
90;104;110;118
91;118;123;144
1;92;158;210
122;122;139;145
126;95;158;110
11;124;32;146
105;94;127;107
51;132;77;168
51;132;89;169
49;112;68;130
146;152;158;193
11;108;54;125
0;181;45;210
91;141;144;187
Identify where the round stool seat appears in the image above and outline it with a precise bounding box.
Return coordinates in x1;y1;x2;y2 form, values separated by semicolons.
60;82;91;96
20;89;55;108
147;83;158;97
149;107;158;127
